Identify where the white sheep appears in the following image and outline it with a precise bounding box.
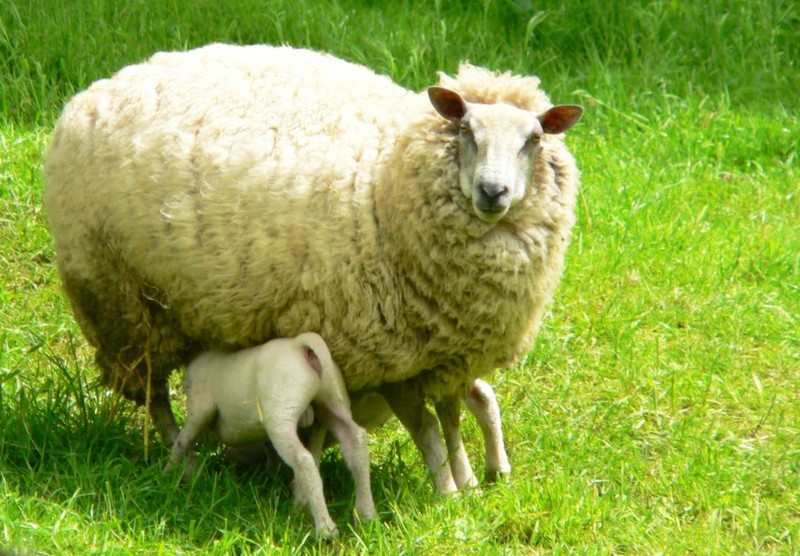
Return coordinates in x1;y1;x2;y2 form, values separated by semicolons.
164;332;376;538
43;44;583;493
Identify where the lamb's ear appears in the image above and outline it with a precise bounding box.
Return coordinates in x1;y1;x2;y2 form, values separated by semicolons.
428;87;467;121
539;105;584;134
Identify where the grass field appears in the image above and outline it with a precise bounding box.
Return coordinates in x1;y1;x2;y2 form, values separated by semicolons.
1;0;798;554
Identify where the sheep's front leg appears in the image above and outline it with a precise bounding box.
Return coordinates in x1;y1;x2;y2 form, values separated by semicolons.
464;379;511;482
316;405;377;522
150;391;181;447
380;383;457;493
434;395;478;489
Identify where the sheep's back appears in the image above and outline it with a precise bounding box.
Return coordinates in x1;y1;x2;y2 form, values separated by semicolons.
44;44;413;388
44;44;582;400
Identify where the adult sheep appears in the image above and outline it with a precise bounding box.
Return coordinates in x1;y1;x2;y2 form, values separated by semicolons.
43;44;583;493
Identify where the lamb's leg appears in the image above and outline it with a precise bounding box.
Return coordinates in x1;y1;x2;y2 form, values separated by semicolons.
265;416;338;538
306;423;327;469
380;383;457;493
464;379;511;482
163;403;216;478
316;405;377;522
434;395;478;489
292;423;327;508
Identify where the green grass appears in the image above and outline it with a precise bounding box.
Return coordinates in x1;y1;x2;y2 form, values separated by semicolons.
1;0;798;553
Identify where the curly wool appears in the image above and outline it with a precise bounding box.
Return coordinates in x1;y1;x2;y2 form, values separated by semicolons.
43;44;579;405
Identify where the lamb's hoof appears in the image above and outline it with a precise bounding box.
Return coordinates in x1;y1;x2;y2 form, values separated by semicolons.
316;523;339;540
163;458;198;484
352;510;380;534
185;454;199;475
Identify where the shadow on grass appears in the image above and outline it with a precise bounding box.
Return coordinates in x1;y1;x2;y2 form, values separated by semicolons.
0;340;425;550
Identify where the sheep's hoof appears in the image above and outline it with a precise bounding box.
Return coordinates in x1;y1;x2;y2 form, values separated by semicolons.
433;473;458;495
351;511;380;534
484;469;511;484
353;504;379;524
461;474;480;490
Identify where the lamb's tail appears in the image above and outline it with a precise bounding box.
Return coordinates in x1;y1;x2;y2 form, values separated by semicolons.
294;332;333;377
293;332;349;402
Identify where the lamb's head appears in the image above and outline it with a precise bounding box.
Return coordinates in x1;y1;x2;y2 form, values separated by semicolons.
428;86;583;224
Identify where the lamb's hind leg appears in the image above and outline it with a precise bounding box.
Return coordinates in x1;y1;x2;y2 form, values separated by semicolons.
380;382;457;494
316;405;377;522
434;394;478;489
292;423;327;508
464;379;510;482
266;415;338;538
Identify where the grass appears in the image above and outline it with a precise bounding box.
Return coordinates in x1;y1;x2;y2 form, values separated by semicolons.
1;0;798;553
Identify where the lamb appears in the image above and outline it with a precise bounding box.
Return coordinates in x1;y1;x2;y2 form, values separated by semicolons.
43;43;583;493
164;332;376;538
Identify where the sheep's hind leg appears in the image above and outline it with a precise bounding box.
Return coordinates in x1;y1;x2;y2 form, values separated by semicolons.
435;395;478;489
380;383;457;494
464;379;510;482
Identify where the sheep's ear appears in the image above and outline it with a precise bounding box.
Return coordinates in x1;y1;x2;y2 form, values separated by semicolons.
539;105;584;134
428;87;467;121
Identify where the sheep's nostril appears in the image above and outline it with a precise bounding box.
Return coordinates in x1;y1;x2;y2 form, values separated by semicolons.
478;181;510;202
474;181;512;221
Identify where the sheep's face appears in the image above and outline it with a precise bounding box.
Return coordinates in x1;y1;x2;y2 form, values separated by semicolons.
428;87;583;224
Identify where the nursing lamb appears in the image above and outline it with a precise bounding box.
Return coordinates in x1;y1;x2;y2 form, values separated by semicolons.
164;332;376;538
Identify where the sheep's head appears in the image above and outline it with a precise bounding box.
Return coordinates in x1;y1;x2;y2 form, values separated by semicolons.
428;86;583;224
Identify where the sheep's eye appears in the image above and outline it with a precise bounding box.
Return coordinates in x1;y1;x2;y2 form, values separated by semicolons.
519;133;541;156
459;123;476;147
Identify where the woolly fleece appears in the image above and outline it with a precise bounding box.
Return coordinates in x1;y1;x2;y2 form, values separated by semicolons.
43;43;580;407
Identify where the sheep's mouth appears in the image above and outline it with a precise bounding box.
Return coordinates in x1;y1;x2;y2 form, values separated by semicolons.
473;204;508;224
